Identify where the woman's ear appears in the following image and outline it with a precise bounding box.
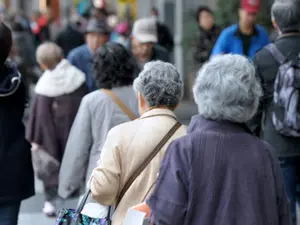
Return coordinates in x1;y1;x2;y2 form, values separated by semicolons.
272;19;278;30
138;92;144;108
40;63;48;71
138;92;146;115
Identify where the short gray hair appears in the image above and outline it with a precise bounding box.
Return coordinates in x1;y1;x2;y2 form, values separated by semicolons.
193;54;262;123
133;61;183;109
36;42;63;69
271;0;300;32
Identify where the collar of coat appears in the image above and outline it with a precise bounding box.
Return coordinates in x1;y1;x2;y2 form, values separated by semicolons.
140;108;177;120
188;115;254;135
35;59;86;97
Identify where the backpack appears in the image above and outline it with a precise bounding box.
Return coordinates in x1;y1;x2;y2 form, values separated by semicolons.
266;43;300;137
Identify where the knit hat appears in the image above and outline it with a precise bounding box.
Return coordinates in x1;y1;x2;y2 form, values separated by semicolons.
241;0;261;13
132;18;157;43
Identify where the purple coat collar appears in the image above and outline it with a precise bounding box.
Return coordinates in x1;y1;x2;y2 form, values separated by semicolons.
188;115;254;135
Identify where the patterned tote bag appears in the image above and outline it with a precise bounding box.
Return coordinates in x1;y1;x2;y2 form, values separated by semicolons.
55;190;112;225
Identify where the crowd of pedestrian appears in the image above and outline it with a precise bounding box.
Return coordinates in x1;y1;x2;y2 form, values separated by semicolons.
0;0;300;225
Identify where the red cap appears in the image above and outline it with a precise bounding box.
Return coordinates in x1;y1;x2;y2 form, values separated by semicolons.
241;0;261;13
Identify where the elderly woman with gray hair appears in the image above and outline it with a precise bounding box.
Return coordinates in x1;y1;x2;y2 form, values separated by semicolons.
90;61;187;225
147;55;292;225
27;42;88;216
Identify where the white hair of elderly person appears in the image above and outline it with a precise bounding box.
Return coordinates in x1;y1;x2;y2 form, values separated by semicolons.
194;54;262;123
146;54;292;225
89;61;187;225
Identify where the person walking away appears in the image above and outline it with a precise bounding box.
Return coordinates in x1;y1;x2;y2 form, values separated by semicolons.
90;61;186;225
151;7;174;53
211;0;269;59
0;22;34;225
67;18;110;92
58;43;139;205
131;18;170;67
10;21;37;101
248;1;300;224
55;14;85;57
187;6;221;99
27;42;87;216
147;54;292;225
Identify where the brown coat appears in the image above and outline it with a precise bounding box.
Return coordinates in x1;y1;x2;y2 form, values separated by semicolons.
27;59;88;188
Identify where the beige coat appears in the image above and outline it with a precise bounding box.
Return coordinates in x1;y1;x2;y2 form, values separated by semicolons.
90;109;187;225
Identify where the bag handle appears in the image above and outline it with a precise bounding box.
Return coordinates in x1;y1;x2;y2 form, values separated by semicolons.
102;89;137;121
75;190;112;225
116;121;182;207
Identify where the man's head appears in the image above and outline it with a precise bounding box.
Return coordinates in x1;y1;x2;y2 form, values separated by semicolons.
271;0;300;33
0;23;12;66
239;0;261;28
36;42;63;70
131;18;157;64
85;18;110;53
196;6;214;31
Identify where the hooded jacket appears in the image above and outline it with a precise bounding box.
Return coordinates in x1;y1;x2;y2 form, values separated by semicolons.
27;59;87;188
0;61;35;204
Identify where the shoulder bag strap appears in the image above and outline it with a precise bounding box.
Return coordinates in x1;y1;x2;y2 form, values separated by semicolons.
265;43;286;64
102;89;137;121
116;121;182;207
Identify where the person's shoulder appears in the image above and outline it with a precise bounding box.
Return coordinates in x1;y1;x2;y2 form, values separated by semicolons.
154;44;168;53
220;24;238;36
82;90;107;104
254;43;274;68
67;44;87;58
153;44;169;61
106;117;142;144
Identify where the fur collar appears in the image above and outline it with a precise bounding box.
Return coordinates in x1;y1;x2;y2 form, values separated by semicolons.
35;59;86;97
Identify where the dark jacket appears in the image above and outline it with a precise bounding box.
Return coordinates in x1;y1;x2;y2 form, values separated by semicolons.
56;24;85;57
156;22;174;53
148;116;292;225
193;25;221;66
27;59;88;188
11;30;38;98
152;44;170;63
0;62;34;204
249;33;300;157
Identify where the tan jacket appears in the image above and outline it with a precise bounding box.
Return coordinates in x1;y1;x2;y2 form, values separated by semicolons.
90;109;187;225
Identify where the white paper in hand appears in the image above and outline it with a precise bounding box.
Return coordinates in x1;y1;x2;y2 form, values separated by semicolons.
123;208;146;225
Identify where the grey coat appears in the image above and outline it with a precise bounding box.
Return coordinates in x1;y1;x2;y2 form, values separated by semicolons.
58;86;139;198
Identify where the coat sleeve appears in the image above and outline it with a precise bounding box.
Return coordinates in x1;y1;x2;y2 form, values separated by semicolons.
147;140;189;225
26;95;55;147
269;147;293;225
58;96;93;199
90;127;122;205
210;30;228;57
